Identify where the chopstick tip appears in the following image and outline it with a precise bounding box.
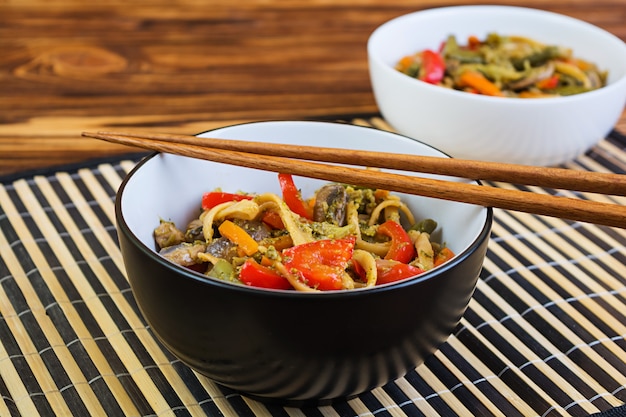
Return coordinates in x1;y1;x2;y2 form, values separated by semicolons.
81;131;104;138
82;131;120;140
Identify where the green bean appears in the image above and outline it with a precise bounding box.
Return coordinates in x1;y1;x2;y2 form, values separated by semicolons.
442;35;483;63
511;46;563;70
410;219;438;234
206;258;237;282
553;85;591;96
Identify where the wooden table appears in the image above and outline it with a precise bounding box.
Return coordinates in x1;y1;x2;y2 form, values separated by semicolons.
1;0;625;177
2;3;626;416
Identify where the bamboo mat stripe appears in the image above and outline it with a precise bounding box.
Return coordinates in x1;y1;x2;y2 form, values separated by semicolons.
0;118;625;417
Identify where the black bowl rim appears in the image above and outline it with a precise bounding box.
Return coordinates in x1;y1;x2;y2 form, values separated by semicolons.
115;120;494;299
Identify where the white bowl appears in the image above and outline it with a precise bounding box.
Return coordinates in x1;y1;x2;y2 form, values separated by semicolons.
368;5;626;166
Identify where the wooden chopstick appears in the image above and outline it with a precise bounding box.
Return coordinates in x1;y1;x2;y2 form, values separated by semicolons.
82;131;626;229
89;130;626;196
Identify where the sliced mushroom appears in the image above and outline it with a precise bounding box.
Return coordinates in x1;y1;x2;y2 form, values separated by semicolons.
586;70;603;89
160;242;207;266
154;220;186;249
313;184;348;226
508;61;554;90
232;219;272;241
204;237;238;262
184;218;204;242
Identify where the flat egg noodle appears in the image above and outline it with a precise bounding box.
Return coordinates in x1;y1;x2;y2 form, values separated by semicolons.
200;201;236;242
368;197;416;226
352;249;378;287
255;193;313;246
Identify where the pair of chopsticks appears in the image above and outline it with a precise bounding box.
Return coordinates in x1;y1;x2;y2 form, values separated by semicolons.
82;130;626;229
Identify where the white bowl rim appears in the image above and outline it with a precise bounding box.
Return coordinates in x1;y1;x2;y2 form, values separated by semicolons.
116;120;494;297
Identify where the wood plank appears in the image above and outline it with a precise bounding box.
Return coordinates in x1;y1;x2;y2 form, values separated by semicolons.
1;1;625;176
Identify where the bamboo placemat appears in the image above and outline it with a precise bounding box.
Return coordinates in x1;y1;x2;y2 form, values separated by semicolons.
0;118;625;417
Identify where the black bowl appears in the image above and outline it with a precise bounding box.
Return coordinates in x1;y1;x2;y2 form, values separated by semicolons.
116;121;492;404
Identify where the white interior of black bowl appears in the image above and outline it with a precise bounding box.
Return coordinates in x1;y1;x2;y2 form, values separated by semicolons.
119;121;490;282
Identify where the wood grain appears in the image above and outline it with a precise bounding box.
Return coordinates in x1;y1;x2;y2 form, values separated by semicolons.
1;1;625;177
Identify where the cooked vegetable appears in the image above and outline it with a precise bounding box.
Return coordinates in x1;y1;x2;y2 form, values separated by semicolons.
412;231;434;271
218;220;259;256
396;33;607;98
312;183;348;225
420;49;446;84
457;70;505;97
278;173;313;220
206;258;236;282
411;218;438;234
240;258;292;290
202;191;252;210
282;237;356;291
377;220;415;263
154;220;186;248
434;247;455;267
159;242;206;267
261;210;284;229
154;174;455;291
204;237;237;262
375;259;424;285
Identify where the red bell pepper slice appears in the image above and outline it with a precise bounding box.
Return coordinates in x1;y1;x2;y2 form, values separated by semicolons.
419;49;445;84
350;257;367;281
240;258;292;290
278;173;313;220
375;259;424;285
377;220;415;264
261;210;285;229
202;192;252;210
282;237;355;290
535;74;560;90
